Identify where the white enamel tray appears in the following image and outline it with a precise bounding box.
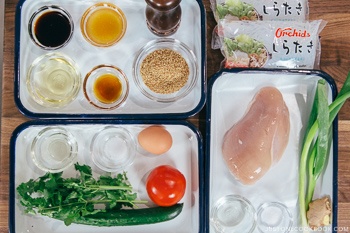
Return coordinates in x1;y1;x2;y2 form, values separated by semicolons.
205;69;338;233
14;0;206;119
9;120;204;233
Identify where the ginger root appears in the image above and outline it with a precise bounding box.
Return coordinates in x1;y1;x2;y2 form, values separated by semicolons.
306;197;332;230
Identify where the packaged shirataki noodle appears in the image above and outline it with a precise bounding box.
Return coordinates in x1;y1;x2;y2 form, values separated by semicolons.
211;0;309;22
218;20;326;69
210;0;310;50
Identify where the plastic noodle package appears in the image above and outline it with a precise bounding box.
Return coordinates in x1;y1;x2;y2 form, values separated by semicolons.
217;20;326;69
210;0;310;50
210;0;309;22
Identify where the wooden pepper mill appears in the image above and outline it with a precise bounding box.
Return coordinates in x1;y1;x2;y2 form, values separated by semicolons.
145;0;182;36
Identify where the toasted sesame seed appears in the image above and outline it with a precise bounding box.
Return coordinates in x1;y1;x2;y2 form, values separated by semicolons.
140;49;189;94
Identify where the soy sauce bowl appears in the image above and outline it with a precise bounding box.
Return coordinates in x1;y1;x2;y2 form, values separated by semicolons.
28;5;74;50
83;65;129;110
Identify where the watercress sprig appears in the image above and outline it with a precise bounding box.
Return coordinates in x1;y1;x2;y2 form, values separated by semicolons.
17;163;146;226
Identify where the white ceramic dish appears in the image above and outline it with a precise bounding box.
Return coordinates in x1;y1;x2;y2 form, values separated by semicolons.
206;69;338;233
15;0;206;118
10;121;204;233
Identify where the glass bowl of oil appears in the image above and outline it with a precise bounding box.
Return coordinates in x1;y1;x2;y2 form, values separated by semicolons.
26;53;81;108
80;2;127;47
83;65;129;110
31;126;78;173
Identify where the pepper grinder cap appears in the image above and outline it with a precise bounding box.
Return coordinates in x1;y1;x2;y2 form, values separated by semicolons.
145;0;181;11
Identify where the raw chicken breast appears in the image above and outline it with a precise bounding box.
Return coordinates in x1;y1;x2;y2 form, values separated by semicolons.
222;86;290;185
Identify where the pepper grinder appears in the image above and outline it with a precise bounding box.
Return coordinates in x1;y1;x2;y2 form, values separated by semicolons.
145;0;182;36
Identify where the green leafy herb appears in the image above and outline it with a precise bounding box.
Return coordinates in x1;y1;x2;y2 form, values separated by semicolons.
299;72;350;228
17;163;146;226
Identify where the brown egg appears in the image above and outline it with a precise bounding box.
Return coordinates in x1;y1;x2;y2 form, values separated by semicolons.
138;125;173;155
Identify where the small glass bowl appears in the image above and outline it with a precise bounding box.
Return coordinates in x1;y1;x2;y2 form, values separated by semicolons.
80;2;127;47
83;65;129;110
90;126;136;172
257;202;293;233
26;53;81;108
210;195;257;233
133;38;198;103
28;5;74;50
31;127;78;173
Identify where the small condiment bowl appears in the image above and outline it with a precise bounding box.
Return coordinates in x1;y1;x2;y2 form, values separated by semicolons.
133;38;198;103
31;126;78;173
80;2;127;47
83;65;129;110
28;5;74;50
210;195;257;233
90;126;136;172
26;52;81;108
256;202;293;233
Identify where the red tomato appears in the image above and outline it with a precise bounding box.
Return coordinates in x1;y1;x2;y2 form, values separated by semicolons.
146;165;186;207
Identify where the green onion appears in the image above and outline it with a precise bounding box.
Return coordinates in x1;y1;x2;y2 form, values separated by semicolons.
299;72;350;229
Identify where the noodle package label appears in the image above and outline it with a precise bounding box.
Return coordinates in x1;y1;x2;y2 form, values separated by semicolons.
211;0;309;21
220;20;326;69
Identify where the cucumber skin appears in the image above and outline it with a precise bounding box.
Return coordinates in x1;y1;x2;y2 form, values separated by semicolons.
61;203;183;227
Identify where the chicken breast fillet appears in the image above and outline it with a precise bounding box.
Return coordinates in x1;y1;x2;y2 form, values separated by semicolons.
222;86;290;185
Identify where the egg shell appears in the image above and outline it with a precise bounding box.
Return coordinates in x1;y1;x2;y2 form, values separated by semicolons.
138;126;173;155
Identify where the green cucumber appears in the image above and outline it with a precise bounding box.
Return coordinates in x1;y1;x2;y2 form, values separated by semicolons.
55;203;184;227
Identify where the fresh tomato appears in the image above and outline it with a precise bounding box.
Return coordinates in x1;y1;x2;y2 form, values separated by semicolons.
146;165;186;207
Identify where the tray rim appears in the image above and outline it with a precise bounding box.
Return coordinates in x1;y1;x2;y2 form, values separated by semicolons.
204;68;339;233
9;119;205;233
14;0;207;120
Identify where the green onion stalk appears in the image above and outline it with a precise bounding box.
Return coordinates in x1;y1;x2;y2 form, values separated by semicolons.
299;72;350;231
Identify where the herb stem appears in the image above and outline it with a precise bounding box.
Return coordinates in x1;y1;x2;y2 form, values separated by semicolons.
86;185;132;191
41;199;147;212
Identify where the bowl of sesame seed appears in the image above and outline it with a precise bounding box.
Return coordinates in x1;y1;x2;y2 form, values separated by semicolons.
133;38;198;103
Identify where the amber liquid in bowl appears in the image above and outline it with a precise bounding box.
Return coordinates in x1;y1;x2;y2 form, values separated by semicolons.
81;3;127;47
83;64;129;110
93;74;122;104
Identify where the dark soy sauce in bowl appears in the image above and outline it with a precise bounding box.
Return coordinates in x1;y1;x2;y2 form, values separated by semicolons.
35;11;71;48
29;6;73;50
